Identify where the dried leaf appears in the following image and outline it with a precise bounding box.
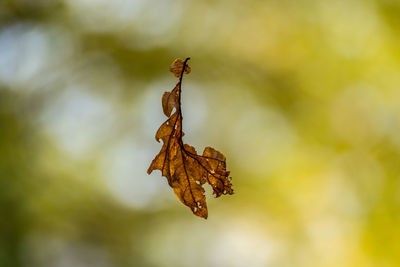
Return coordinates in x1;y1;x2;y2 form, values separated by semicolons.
169;58;191;77
148;57;233;219
161;85;179;117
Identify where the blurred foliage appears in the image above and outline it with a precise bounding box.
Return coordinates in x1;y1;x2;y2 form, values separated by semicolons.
1;0;400;266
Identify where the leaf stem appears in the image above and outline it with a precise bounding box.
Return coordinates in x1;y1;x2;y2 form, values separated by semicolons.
176;58;226;186
177;57;190;119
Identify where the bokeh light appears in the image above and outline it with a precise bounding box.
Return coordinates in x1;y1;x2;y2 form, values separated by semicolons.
1;0;400;266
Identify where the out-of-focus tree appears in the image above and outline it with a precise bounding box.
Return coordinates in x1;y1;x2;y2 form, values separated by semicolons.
1;0;400;266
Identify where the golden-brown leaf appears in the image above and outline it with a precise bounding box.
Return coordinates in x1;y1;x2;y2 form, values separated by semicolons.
161;84;179;117
147;58;233;219
169;58;191;77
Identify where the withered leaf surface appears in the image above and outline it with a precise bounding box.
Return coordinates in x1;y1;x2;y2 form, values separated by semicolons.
147;57;233;219
169;58;191;77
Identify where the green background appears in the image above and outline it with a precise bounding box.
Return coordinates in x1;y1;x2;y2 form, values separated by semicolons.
1;0;400;266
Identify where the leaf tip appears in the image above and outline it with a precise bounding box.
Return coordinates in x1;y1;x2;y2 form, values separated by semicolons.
194;208;208;219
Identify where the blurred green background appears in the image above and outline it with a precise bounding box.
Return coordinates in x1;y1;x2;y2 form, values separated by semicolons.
1;0;400;266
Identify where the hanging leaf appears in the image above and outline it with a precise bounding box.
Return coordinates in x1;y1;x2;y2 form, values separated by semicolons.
147;57;233;219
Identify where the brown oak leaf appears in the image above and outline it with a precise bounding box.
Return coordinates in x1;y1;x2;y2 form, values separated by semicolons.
147;57;233;219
